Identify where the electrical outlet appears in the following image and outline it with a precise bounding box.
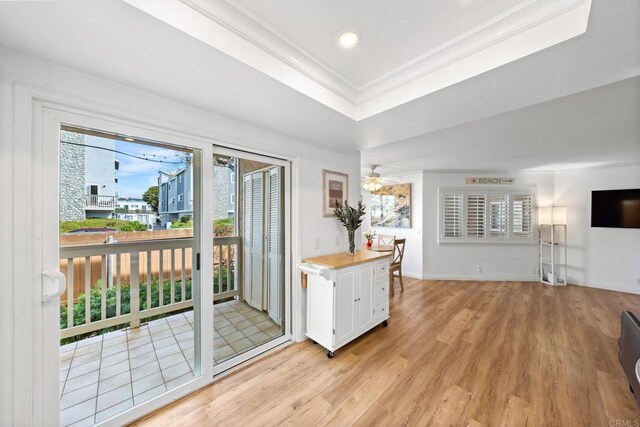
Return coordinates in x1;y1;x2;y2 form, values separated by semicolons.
335;235;340;246
476;266;483;273
314;238;320;250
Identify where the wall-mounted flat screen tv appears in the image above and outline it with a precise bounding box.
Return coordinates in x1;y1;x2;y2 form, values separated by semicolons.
591;189;640;228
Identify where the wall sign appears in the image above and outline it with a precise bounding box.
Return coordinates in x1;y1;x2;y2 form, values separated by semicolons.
465;177;515;185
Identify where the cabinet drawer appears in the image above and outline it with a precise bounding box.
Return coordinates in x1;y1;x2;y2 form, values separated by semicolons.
374;274;388;287
376;282;389;299
375;301;389;320
374;261;389;276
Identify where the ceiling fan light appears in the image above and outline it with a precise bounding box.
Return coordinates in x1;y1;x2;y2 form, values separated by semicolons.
362;181;382;192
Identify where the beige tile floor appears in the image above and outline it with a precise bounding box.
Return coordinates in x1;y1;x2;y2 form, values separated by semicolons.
59;299;281;426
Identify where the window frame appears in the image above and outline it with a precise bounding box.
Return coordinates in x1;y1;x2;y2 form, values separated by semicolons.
438;187;537;244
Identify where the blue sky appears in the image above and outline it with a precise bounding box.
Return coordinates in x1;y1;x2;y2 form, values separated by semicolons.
115;141;188;198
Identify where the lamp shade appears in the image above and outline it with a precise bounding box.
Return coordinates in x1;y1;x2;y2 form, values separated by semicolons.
539;206;567;225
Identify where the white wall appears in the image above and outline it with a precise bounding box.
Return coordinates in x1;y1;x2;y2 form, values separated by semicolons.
361;172;423;278
422;171;555;281
554;165;640;293
0;68;14;427
0;47;360;424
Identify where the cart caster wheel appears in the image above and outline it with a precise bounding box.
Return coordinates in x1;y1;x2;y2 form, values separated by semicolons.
382;320;388;327
326;350;334;359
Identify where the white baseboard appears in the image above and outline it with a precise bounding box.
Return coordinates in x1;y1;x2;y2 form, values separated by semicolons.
571;281;640;295
413;274;640;295
400;271;423;279
420;273;539;282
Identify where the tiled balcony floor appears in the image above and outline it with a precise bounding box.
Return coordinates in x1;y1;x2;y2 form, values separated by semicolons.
59;299;281;426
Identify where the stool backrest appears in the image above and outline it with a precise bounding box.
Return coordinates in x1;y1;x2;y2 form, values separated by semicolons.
392;238;406;265
377;234;395;247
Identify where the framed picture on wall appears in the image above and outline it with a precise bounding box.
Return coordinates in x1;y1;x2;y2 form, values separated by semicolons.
370;183;411;228
322;169;349;217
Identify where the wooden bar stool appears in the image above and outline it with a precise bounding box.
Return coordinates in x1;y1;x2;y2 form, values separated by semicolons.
389;238;406;297
377;234;395;247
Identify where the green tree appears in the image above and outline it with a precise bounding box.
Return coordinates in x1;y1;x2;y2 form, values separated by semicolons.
142;186;159;213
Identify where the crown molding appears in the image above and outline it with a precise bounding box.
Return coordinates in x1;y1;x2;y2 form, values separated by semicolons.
183;0;359;101
124;0;591;121
356;0;587;101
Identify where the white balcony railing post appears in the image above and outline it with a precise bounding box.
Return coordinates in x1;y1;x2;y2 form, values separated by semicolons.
130;252;140;329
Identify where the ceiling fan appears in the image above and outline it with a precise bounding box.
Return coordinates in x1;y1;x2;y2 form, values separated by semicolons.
361;165;402;192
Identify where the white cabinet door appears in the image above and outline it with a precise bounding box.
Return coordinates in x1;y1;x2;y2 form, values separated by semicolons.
334;269;357;345
356;264;375;333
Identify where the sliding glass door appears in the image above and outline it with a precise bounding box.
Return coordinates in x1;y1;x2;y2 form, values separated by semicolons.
36;105;291;426
211;149;290;374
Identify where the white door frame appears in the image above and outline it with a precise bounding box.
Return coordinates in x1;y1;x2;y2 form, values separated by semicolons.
11;84;304;426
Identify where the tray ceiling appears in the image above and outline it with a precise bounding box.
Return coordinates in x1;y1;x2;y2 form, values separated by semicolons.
126;0;591;120
225;0;527;89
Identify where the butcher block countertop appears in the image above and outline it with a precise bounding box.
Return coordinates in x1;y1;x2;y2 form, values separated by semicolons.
303;250;391;270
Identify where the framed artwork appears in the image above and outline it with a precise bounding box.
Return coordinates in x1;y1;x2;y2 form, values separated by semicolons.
370;183;411;228
322;169;348;217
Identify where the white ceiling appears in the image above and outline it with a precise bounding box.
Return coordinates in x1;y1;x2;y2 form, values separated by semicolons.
226;0;525;88
139;0;593;119
0;0;638;173
362;76;640;174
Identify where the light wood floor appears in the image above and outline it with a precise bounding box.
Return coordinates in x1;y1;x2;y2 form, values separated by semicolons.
132;279;640;426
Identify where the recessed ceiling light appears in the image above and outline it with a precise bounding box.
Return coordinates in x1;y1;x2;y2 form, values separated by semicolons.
336;28;360;49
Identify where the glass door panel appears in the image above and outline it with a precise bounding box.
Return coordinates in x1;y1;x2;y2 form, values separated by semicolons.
58;126;201;426
212;153;287;369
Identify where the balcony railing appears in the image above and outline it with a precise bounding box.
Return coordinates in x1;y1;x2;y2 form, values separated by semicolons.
85;194;115;209
59;236;241;339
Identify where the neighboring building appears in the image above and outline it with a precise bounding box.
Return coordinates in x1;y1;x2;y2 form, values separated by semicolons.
60;131;118;221
212;164;235;220
115;197;157;227
158;167;193;225
158;164;235;225
116;197;152;213
84;135;118;219
59;131;86;221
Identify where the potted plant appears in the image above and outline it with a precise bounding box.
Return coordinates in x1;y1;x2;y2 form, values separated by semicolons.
363;230;376;247
334;200;366;255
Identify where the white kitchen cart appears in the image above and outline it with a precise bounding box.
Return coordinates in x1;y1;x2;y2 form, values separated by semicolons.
299;251;391;358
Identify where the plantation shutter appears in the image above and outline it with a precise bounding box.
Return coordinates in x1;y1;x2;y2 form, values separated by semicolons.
512;194;534;238
242;174;253;306
466;194;487;238
249;172;264;310
489;194;510;238
442;193;464;238
439;188;536;243
267;167;282;325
